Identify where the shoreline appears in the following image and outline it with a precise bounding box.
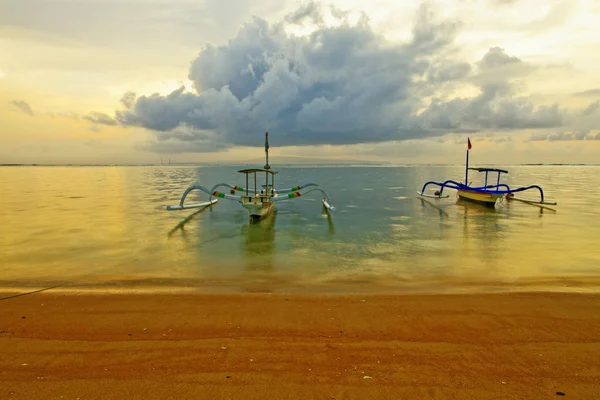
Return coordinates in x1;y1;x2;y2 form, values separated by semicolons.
1;291;599;399
2;274;600;297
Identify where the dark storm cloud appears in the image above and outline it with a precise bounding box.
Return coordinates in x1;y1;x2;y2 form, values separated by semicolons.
136;127;229;154
581;101;599;116
528;130;600;141
574;88;600;97
413;47;562;133
416;86;563;132
284;1;324;25
477;46;521;69
120;91;137;109
83;111;118;126
427;62;471;83
10;100;34;116
109;4;568;153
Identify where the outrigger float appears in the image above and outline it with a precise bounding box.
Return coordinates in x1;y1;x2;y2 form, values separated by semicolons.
417;138;557;208
166;132;335;222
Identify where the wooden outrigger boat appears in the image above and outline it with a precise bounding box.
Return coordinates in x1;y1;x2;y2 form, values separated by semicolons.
166;132;335;222
417;138;557;208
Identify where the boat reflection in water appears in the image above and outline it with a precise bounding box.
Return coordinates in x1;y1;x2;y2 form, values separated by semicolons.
241;210;277;272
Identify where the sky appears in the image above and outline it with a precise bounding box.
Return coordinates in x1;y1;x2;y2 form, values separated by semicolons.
1;0;599;165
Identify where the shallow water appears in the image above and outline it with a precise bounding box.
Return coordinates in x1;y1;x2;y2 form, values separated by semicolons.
1;165;599;293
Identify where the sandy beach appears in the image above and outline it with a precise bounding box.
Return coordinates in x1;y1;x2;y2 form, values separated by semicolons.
1;291;599;399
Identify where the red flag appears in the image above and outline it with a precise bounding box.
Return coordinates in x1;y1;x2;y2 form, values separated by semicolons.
467;138;472;150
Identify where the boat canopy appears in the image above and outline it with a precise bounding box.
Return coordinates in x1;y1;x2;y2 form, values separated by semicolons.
238;168;278;175
468;167;508;174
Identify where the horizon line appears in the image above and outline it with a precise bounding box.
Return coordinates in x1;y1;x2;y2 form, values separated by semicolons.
2;163;599;167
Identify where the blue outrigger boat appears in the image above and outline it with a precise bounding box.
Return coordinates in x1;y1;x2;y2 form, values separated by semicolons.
417;139;557;207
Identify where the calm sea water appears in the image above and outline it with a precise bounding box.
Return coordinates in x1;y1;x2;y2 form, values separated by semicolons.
1;165;599;293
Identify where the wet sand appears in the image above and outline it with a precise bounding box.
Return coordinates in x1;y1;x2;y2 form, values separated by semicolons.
1;291;599;399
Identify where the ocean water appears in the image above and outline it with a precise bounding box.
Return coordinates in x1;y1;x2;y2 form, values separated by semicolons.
1;165;599;294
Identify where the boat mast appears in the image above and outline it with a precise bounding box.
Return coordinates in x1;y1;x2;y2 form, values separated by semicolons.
465;138;471;185
264;132;270;170
264;132;270;192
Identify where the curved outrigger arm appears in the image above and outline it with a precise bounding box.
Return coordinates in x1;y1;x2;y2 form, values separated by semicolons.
275;183;319;194
208;183;252;196
417;180;512;198
208;182;319;196
166;184;242;211
505;185;557;206
272;188;336;212
417;180;463;198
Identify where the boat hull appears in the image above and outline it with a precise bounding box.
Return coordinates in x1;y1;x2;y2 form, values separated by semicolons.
457;189;503;206
243;201;275;222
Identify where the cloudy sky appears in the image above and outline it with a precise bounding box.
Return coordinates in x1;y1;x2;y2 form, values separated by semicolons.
1;0;599;164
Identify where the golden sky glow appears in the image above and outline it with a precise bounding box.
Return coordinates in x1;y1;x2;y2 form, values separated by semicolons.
1;0;599;164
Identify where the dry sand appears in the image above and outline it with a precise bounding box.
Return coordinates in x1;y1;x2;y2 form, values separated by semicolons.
1;291;599;399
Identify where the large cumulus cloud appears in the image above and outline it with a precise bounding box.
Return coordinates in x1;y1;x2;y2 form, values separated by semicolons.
111;3;568;152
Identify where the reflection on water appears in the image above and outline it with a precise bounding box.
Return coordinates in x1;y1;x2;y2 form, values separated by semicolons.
242;211;276;271
419;197;449;218
1;165;600;293
325;211;335;235
168;205;213;237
